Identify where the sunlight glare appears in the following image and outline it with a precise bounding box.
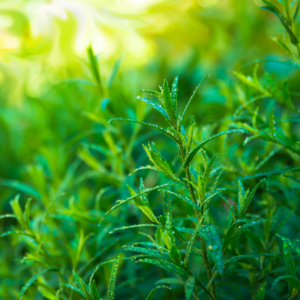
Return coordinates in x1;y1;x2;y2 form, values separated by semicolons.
197;0;218;7
121;0;157;7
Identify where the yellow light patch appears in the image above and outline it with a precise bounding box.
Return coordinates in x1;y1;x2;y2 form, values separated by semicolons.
197;0;218;7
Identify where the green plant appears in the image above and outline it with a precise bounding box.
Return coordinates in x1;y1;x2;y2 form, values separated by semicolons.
103;76;274;299
100;2;300;296
2;1;300;299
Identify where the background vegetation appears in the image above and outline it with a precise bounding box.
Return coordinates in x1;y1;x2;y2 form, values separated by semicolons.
1;0;300;299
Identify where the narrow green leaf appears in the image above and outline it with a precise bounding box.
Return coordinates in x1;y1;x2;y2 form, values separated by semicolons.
123;245;169;260
133;241;167;251
108;118;179;142
252;107;259;130
171;76;178;113
107;56;122;88
78;147;106;173
127;185;160;224
73;271;89;292
89;256;141;288
162;79;177;126
139;178;150;206
254;282;267;300
203;155;218;186
236;219;269;239
238;181;245;216
87;45;102;92
293;0;300;21
137;89;163;103
243;135;261;146
1;231;34;239
265;72;282;101
136;258;189;278
110;224;158;234
272;37;293;55
164;190;201;212
143;143;179;181
72;271;83;290
185;276;195;300
140;231;161;245
272;275;300;291
184;215;205;267
108;254;121;300
129;166;159;175
255;147;283;171
276;234;300;256
185;123;195;153
24;198;32;226
260;5;299;44
199;225;223;274
234;71;266;93
155;278;183;285
200;149;209;170
146;285;171;300
219;194;236;221
156;227;164;248
20;268;57;299
223;219;248;253
0;180;41;199
164;191;173;233
200;191;220;211
283;243;297;271
283;0;292;24
137;96;170;122
90;280;100;300
61;284;85;297
169;245;182;265
221;253;277;270
184;178;201;197
180;74;210;126
38;287;59;300
99;183;171;225
81;142;110;156
197;170;205;201
269;107;275;137
10;195;26;228
184;130;243;167
282;80;295;109
235;122;259;135
283;241;297;294
80;280;93;300
0;214;16;220
189;167;199;181
238;179;265;217
163;192;182;263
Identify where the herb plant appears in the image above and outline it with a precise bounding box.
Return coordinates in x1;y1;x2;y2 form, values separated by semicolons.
2;1;300;299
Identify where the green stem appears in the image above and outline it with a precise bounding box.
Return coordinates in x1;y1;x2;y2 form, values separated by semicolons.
200;236;215;291
185;167;217;299
178;142;216;299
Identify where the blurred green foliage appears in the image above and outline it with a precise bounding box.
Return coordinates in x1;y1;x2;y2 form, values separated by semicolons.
1;0;300;299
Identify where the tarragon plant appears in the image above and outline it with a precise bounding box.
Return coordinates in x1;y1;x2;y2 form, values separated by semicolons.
100;75;280;299
2;1;300;299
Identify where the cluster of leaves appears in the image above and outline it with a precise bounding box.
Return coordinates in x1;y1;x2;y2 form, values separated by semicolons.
2;1;300;299
103;65;300;298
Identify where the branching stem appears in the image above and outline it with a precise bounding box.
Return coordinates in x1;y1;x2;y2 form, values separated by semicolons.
178;143;217;299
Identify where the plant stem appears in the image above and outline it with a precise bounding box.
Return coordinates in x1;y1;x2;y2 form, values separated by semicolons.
178;143;216;299
185;167;217;299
